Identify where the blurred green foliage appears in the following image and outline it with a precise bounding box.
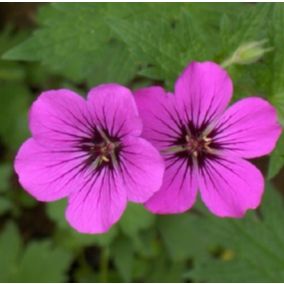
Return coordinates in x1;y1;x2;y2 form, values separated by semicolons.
0;3;284;282
0;223;72;282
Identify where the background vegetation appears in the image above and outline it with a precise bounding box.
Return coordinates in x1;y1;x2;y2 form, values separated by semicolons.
1;3;284;282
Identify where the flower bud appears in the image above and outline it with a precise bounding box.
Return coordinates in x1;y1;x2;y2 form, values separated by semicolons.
222;40;273;68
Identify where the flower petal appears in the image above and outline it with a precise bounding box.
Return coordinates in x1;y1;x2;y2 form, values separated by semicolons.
120;137;164;203
65;168;127;233
175;61;233;127
14;138;89;201
87;83;142;137
199;156;264;217
145;155;198;214
212;97;282;159
134;86;184;151
29;89;91;148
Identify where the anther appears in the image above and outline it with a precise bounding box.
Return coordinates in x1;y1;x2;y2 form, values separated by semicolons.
203;136;212;143
101;156;110;162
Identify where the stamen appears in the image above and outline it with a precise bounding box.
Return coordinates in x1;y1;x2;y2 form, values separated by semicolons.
90;157;101;169
203;136;212;143
85;128;120;169
110;151;118;168
204;145;218;155
101;156;110;162
161;145;186;154
162;132;216;159
202;119;218;138
96;125;111;144
184;124;191;136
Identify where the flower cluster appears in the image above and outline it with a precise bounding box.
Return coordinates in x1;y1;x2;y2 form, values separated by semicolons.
15;62;282;234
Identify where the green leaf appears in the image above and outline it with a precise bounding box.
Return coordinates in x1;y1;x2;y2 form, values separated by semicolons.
3;3;266;91
0;197;12;215
119;203;155;237
0;222;72;282
145;255;185;282
0;27;28;82
228;4;271;49
15;241;72;282
0;222;21;281
270;4;284;96
157;208;210;262
111;235;134;282
16;190;37;209
74;265;98;283
84;40;137;86
109;9;208;88
0;83;30;150
218;5;273;100
266;4;284;179
268;133;284;179
0;163;12;193
271;91;284;125
188;186;284;282
131;227;159;258
3;3;137;86
47;199;69;229
269;5;284;123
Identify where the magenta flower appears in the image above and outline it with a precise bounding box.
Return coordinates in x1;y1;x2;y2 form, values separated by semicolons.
135;61;282;217
14;84;164;233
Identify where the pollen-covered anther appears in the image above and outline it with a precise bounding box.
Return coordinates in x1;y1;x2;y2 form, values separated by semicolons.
101;155;110;163
203;136;215;155
99;143;116;161
203;136;212;144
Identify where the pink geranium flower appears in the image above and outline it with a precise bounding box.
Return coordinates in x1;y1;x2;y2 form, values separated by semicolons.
15;84;164;233
135;61;282;217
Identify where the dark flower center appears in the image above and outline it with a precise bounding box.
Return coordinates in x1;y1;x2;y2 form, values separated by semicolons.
90;141;118;164
80;126;121;170
163;122;219;167
164;134;213;157
184;134;213;158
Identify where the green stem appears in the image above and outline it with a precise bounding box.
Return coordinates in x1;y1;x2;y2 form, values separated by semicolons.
100;247;109;283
